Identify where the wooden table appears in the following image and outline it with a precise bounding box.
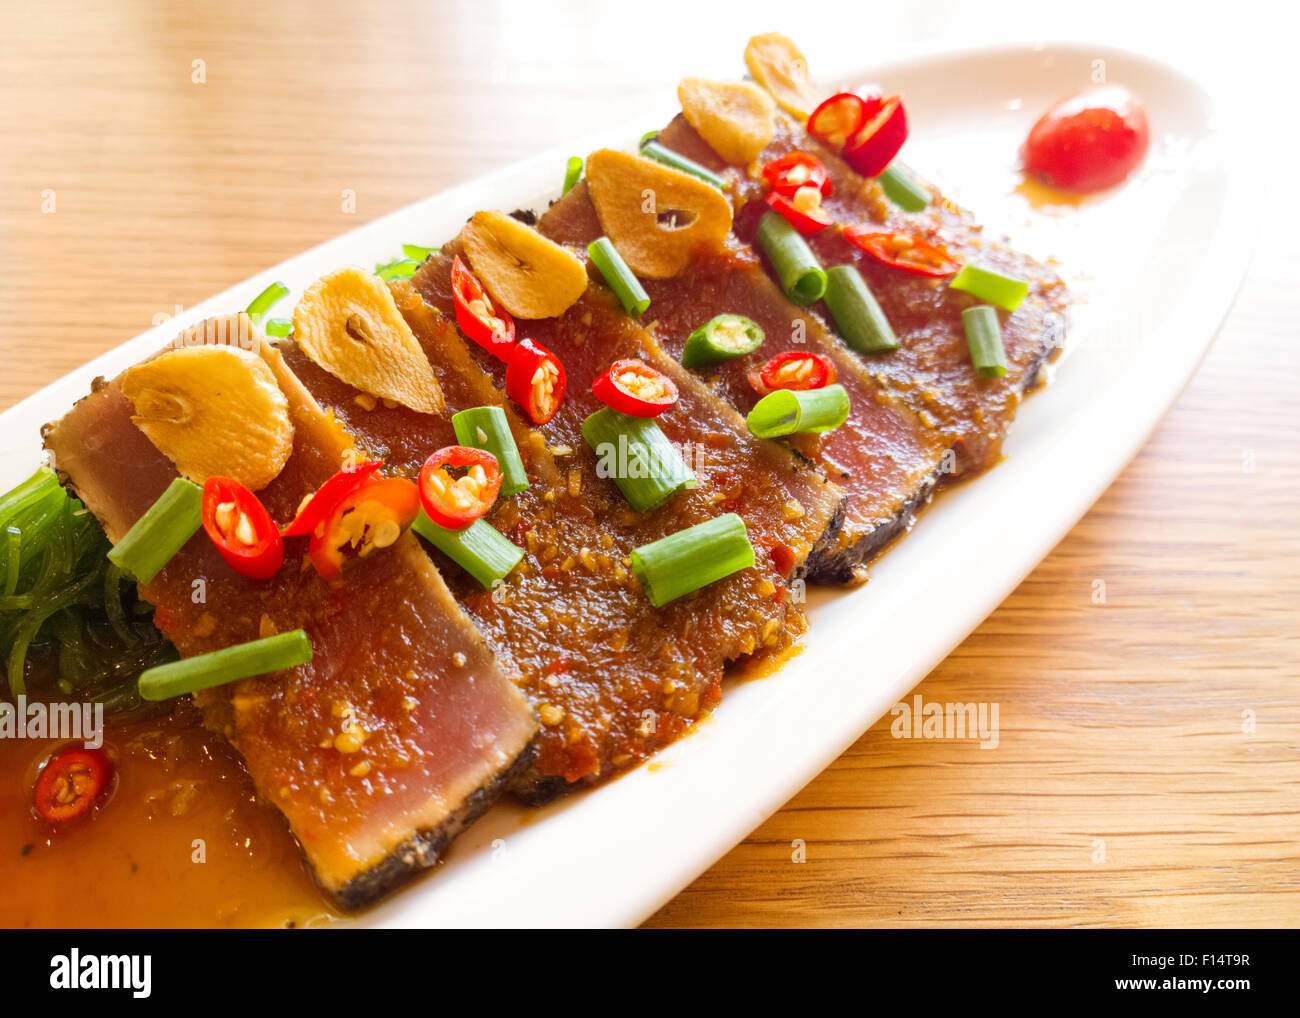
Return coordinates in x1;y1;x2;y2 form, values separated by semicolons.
3;1;1295;928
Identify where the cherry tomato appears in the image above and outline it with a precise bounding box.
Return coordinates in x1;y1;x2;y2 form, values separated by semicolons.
201;478;285;580
418;446;503;530
35;747;110;823
281;460;383;538
841;227;962;278
764;190;833;235
843;95;908;178
309;476;420;579
761;151;832;198
505;338;567;425
1021;85;1149;192
749;351;837;395
592;359;679;417
451;255;516;360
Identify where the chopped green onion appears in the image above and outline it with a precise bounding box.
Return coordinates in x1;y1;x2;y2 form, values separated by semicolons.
949;263;1029;312
402;244;436;261
755;211;827;305
245;281;289;324
639;140;727;190
581;408;697;513
639;129;659;147
264;317;293;338
876;163;930;212
823;265;898;353
138;629;312;702
962;305;1009;378
453;406;529;496
587;237;650;316
747;384;850;438
631;513;755;607
562;156;583;196
376;258;422;282
411;510;523;590
681;314;765;369
107;478;202;584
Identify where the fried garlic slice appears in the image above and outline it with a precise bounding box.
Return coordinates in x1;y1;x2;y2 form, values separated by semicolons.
677;77;775;166
461;210;588;319
292;267;443;414
585;149;733;279
743;33;825;121
122;337;293;491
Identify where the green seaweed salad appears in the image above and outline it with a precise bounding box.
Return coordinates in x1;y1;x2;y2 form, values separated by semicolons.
0;466;173;711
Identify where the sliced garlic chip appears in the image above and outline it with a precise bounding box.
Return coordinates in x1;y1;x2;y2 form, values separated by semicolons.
461;210;589;319
743;33;825;121
292;267;444;415
677;77;775;166
584;148;733;280
122;341;294;491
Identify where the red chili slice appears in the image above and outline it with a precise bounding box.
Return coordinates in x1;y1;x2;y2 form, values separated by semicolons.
842;227;962;278
505;338;567;425
761;151;832;198
34;747;110;823
764;191;833;235
308;476;420;580
280;460;383;538
749;351;837;395
417;446;503;530
201;477;285;580
807;92;875;148
592;358;679;417
843;94;908;178
451;255;516;360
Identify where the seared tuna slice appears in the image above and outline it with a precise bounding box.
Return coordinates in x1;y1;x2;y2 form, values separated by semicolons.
44;332;537;910
656;113;1070;476
538;182;952;584
286;269;842;801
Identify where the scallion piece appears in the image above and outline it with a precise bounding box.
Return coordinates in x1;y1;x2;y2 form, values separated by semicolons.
581;408;696;513
245;281;289;324
681;314;765;369
639;129;659;146
949;263;1029;312
587;237;650;316
411;510;523;590
402;244;436;261
823;264;898;353
747;384;850;438
138;629;312;702
264;317;293;338
562;156;583;196
631;513;755;607
639;140;726;190
962;305;1009;378
755;211;827;305
107;478;202;584
876;163;930;212
452;406;529;496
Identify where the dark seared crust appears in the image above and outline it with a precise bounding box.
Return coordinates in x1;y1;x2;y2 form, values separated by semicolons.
510;771;569;808
330;741;537;911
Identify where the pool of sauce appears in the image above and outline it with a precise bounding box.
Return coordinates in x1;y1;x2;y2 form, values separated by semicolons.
0;700;335;929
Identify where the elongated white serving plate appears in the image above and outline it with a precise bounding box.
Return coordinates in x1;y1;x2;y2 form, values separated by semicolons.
0;41;1252;928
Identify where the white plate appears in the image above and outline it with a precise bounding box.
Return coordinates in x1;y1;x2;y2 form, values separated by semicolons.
0;40;1252;928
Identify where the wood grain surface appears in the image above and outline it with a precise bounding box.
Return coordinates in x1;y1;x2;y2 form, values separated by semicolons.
2;0;1295;928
